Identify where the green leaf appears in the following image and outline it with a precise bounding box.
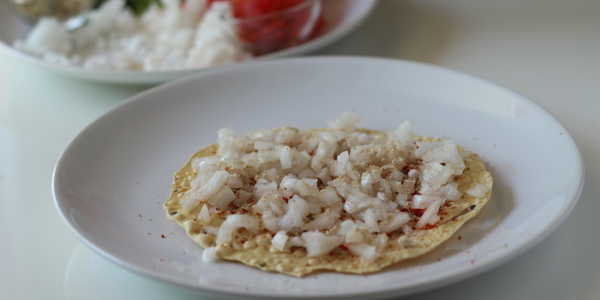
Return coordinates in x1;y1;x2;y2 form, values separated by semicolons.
126;0;162;16
94;0;162;16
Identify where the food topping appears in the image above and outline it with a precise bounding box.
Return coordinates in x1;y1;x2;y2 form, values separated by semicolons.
182;113;468;261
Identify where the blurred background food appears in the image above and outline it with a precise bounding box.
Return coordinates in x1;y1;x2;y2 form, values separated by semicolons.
12;0;324;71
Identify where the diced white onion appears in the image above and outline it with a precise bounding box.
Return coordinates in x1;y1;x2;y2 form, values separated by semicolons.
202;247;219;262
379;212;410;233
216;214;259;245
347;243;377;261
271;231;288;251
181;170;230;213
198;204;211;222
301;231;343;257
279;195;309;231
466;183;488;197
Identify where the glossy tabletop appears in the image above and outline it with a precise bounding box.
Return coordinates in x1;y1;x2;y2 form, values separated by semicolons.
2;0;600;299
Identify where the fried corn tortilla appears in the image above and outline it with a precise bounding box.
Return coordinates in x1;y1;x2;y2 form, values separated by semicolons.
164;131;492;277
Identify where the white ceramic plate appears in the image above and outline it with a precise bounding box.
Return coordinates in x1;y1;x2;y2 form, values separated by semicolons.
0;1;375;85
53;57;583;299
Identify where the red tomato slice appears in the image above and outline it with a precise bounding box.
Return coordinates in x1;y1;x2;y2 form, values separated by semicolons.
230;0;305;18
203;0;324;55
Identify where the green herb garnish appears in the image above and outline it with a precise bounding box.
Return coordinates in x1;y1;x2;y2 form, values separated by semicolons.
95;0;163;16
126;0;163;16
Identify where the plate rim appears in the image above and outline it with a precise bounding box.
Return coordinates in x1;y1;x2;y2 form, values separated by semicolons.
0;0;377;84
52;56;585;299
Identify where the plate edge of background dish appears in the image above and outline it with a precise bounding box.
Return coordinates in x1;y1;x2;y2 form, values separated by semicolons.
0;0;377;84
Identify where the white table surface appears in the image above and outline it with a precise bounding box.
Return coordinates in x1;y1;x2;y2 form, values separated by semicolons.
2;0;599;299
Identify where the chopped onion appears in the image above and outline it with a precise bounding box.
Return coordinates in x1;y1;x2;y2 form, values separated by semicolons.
412;194;441;209
360;208;379;232
332;151;351;177
318;187;342;206
421;142;465;170
360;171;376;193
379;212;410;233
343;192;374;214
181;170;230;213
466;183;488;197
198;204;211;222
347;243;377;261
215;214;259;245
421;162;455;191
374;233;389;251
301;231;343;257
311;140;336;171
304;208;340;230
279;146;293;169
280;175;318;197
391;121;414;147
439;182;462;200
344;227;365;244
416;198;443;228
337;219;358;236
327;112;360;131
208;186;235;209
202;247;219;262
184;114;470;259
271;231;288;251
255;178;278;199
279;195;309;231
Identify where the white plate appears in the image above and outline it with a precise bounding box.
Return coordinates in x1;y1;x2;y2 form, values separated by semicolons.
53;57;584;299
0;1;375;85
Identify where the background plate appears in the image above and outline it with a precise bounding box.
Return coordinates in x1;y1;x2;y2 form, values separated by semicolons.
0;0;375;84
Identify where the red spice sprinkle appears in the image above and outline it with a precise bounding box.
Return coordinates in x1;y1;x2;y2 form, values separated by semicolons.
410;208;425;216
457;235;462;240
440;162;446;166
401;166;412;175
160;234;167;239
420;224;438;230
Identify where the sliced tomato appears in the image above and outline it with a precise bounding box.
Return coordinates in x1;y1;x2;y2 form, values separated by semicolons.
205;0;325;55
230;0;305;18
